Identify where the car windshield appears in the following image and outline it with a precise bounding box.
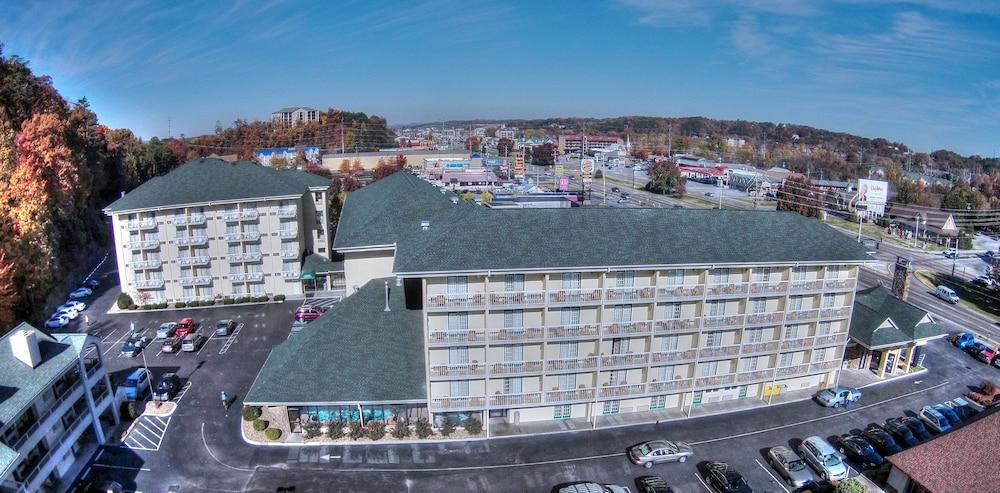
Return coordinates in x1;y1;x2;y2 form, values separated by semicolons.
123;341;134;350
788;459;806;471
637;443;653;455
823;454;842;467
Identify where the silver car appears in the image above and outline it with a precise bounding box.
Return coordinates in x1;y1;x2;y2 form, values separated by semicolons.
156;322;177;339
628;440;694;468
798;436;848;481
557;483;628;493
767;445;813;487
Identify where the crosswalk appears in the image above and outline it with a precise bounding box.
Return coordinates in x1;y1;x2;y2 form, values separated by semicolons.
123;415;170;451
303;297;343;309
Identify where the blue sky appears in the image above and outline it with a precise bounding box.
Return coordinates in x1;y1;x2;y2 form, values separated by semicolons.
2;0;999;155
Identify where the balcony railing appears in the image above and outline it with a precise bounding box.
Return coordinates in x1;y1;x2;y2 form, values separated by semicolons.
427;292;487;309
490;391;543;407
490;360;544;376
775;364;811;377
546;356;598;372
223;210;259;221
695;373;736;388
277;206;297;218
650;349;697;363
814;333;849;347
176;235;209;246
810;360;842;372
599;383;647;399
657;285;705;301
784;309;819;322
601;352;650;369
749;281;788;296
132;259;162;269
781;336;815;350
126;239;160;250
648;378;694;393
545;388;595;404
178;255;211;266
429;363;485;378
229;272;264;282
737;368;776;383
133;278;164;289
429;396;485;410
602;321;652;337
178;276;212;286
605;286;657;302
745;311;784;326
548;288;603;305
706;282;749;298
224;231;261;242
23;408;90;486
699;344;741;359
280;250;299;258
12;385;81;450
280;271;300;278
487;326;544;343
173;213;206;226
546;324;600;340
741;341;780;354
819;307;852;320
226;252;263;262
655;317;702;333
279;229;298;238
824;278;856;291
703;314;745;329
126;218;157;230
789;280;824;293
489;290;545;307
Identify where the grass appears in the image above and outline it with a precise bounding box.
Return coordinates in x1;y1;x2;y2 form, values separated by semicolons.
914;270;1000;320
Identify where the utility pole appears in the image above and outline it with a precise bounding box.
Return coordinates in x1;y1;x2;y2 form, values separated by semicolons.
341;123;345;154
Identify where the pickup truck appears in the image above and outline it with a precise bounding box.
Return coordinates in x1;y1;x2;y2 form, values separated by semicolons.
814;386;861;407
965;381;1000;411
950;332;975;349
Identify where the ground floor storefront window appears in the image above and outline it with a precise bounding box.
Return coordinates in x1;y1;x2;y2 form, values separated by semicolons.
432;411;481;427
292;404;427;425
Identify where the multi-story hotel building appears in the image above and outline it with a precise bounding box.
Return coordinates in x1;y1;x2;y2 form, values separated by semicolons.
245;172;870;432
557;134;623;155
0;326;117;493
103;158;340;305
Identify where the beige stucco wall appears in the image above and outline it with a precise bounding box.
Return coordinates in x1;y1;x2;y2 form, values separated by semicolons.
343;249;395;295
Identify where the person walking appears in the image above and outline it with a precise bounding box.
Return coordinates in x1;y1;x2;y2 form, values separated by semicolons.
220;391;229;410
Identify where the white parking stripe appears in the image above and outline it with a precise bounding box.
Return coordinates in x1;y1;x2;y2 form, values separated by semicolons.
694;473;714;493
127;428;159;447
755;458;790;493
100;329;119;342
140;420;164;434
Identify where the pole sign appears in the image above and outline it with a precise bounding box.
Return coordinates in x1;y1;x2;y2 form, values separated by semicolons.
857;179;888;218
514;152;526;177
581;158;595;183
559;175;570;191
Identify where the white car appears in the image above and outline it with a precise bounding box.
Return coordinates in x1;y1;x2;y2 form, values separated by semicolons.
59;300;86;312
68;287;93;299
54;307;79;320
44;316;70;329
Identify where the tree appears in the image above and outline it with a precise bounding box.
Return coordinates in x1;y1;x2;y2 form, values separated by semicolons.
894;180;932;206
372;159;404;181
835;477;868;493
644;161;685;197
941;183;986;211
269;155;291;170
338;159;351;175
0;249;16;330
293;149;308;166
464;136;481;152
776;173;822;218
497;138;514;156
393;154;407;168
350;159;364;175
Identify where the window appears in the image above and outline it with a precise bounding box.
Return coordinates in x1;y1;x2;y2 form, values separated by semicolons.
282;260;297;274
560;307;580;326
250;283;264;295
503;345;524;362
556;373;576;390
814;347;830;362
611;338;628;355
822;294;837;308
745;328;763;343
229;264;242;276
226;223;239;234
447;312;468;331
449;380;470;397
817;322;832;336
602;400;620;415
700;360;720;377
751;298;766;314
503;310;523;328
664;269;683;286
503;377;522;394
558;342;579;358
708;300;726;317
827;265;843;279
227;244;239;255
200;286;214;298
658;365;676;381
660;335;679;351
554;405;572;419
753;267;770;282
783;325;799;340
176;225;186;236
447;276;468;294
664;303;682;319
232;284;245;295
613;305;632;322
704;331;721;347
710;268;730;284
744;357;758;372
179;266;192;279
792;267;806;281
561;272;582;289
788;296;804;311
504;274;524;292
649;395;667;410
182;286;194;298
246;243;260;254
615;270;635;287
779;353;793;367
448;347;469;364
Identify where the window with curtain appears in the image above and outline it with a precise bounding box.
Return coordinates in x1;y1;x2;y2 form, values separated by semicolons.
448;347;469;364
657;365;676;381
745;328;763;343
560;307;580;325
779;353;793;367
448;312;468;331
561;272;582;289
704;331;721;347
503;345;524;362
700;360;720;377
664;270;683;286
710;268;730;284
615;270;635;287
613;305;632;322
788;296;804;311
751;298;766;314
792;267;806;281
753;267;770;282
664;303;682;319
817;322;832;336
660;335;679;351
783;325;799;339
745;357;758;372
449;380;469;397
447;276;468;294
503;310;523;328
504;274;524;292
822;294;837;308
708;300;726;316
503;377;522;394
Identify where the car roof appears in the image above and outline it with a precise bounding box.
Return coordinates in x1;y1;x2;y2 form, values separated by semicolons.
127;368;148;378
159;322;176;327
182;333;200;340
804;436;834;451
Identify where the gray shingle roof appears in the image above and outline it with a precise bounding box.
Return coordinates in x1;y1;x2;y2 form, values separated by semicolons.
0;444;18;482
104;158;329;214
244;278;426;405
849;286;946;348
0;325;89;427
301;253;343;277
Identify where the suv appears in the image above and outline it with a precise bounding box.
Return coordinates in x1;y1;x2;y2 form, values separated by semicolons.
704;461;752;493
215;319;236;337
175;318;196;338
124;368;151;401
950;332;975;349
814;386;861;408
798;436;848;481
918;406;952;434
152;373;181;401
977;347;999;365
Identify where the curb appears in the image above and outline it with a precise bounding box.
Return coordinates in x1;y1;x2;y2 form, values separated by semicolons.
106;299;285;315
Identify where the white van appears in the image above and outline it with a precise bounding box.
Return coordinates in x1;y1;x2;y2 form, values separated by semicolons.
936;285;959;304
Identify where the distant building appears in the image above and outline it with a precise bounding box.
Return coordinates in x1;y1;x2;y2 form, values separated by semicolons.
271;107;320;127
886;204;959;241
474;127;487;138
256;147;320;167
321;149;472;172
674;154;714;168
557;134;622;155
497;125;516;140
725;138;747;148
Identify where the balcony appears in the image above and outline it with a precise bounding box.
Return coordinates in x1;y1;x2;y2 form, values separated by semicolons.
740;341;780;355
698;344;740;359
280;250;299;258
132;259;162;270
657;285;705;302
280;271;300;279
602;321;652;337
775;364;811;377
784;309;819;323
648;378;694;394
546;356;598;372
487;326;545;343
173;213;206;226
819;307;852;320
133;278;164;289
490;360;544;376
22;408;91;486
604;286;656;303
749;281;788;296
178;255;211;266
789;279;824;294
223;210;259;221
824;278;856;291
548;288;603;305
126;218;157;230
599;383;647;399
224;231;261;242
176;235;208;246
427;292;487;310
126;239;160;250
278;229;298;238
745;311;784;326
489;290;545;307
229;272;264;282
12;383;82;450
429;396;485;410
650;348;697;363
654;317;702;333
810;360;842;372
427;329;487;346
600;352;650;369
226;252;263;262
490;391;543;407
277;206;297;218
429;363;485;379
706;282;749;298
814;332;849;347
695;373;737;388
544;387;595;404
178;276;212;286
781;336;815;350
737;368;776;383
703;314;746;329
546;324;600;340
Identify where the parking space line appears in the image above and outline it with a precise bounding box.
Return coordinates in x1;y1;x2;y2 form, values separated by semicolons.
755;458;790;493
140;420;165;434
219;323;244;355
694;473;714;493
90;464;152;472
154;416;169;428
174;381;193;402
196;336;210;355
127;428;159;448
103;330;133;356
100;329;119;342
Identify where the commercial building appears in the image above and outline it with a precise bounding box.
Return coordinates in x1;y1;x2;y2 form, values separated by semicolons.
271;107;320;127
104;158;340;305
557;135;622;155
321;149;472;172
246;171;870;433
0;326;118;493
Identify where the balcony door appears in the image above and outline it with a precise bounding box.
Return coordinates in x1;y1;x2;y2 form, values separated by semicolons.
558;342;579;359
504;274;524;292
503;310;523;329
562;272;582;290
560;307;580;326
448;347;469;365
615;270;635;287
503;345;524;363
613;305;632;323
447;276;468;295
448;312;468;333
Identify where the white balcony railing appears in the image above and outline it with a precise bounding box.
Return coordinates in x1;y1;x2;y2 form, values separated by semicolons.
280;271;300;279
126;239;160;250
487;326;545;343
224;231;261;242
703;314;745;329
546;356;599;372
740;341;780;354
655;317;702;333
546;324;600;340
599;383;647;399
280;250;299;258
277;206;297;218
604;286;657;302
490;391;543;407
278;229;297;238
429;363;485;378
176;235;209;246
698;344;741;359
706;282;749;298
749;281;788;296
226;252;263;262
427;292;487;309
490;360;544;376
775;364;811;377
810;360;842;372
814;332;849;347
229;272;264;282
548;288;603;304
648;378;694;393
429;396;486;410
745;311;784;326
784;309;819;322
177;255;211;266
173;213;206;226
601;321;652;337
177;276;212;286
488;290;545;306
650;349;697;363
132;259;162;269
600;352;650;369
657;285;705;301
781;336;815;350
695;373;737;388
428;329;487;346
737;368;776;383
790;280;824;293
544;388;595;404
125;218;157;230
824;278;856;291
133;278;164;289
819;307;852;320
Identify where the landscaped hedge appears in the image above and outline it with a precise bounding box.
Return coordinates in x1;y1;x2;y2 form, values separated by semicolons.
242;406;262;421
348;421;364;440
174;302;187;308
117;293;134;310
141;303;168;310
303;421;322;439
415;419;433;439
327;421;345;439
367;421;386;441
252;419;268;431
463;415;483;435
265;427;282;441
274;294;286;301
439;417;456;437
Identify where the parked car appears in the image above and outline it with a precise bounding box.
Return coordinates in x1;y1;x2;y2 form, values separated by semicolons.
175;318;196;338
861;426;903;456
152;373;181;401
705;192;714;197
294;305;325;321
945;397;978;420
918;406;952;434
156;322;177;339
123;368;151;401
767;445;813;487
935;285;959;304
833;434;884;469
931;404;961;427
58;300;86;312
69;287;93;299
972;276;996;289
215;319;236;337
634;476;674;493
54;306;81;319
555;482;629;493
950;332;976;349
977;347;999;365
121;334;151;357
966;342;989;358
994;357;1000;370
181;333;207;352
627;440;693;468
44;315;70;329
84;278;100;288
611;187;620;193
814;386;861;407
161;336;182;353
896;416;932;441
704;461;752;493
965;381;1000;410
798;436;848;481
943;249;958;259
882;418;920;447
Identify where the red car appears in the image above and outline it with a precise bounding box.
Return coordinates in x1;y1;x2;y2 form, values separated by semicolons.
294;306;324;321
175;317;196;338
978;347;999;365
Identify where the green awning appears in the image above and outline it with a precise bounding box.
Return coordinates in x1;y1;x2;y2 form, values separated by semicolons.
299;271;316;281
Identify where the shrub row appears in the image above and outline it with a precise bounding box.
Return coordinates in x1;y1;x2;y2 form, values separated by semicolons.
140;303;168;310
241;406;262;421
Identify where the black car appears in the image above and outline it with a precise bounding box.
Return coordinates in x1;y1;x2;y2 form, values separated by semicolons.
152;373;181;401
705;461;752;493
898;416;932;441
966;342;989;357
882;419;920;447
635;476;674;493
834;434;884;469
862;427;903;456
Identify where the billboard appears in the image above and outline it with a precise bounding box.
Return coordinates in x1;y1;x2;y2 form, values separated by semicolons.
581;158;595;184
255;146;320;167
857;179;888;205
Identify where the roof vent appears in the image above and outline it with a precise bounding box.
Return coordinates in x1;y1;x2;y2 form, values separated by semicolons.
10;329;41;368
420;220;430;231
383;281;391;312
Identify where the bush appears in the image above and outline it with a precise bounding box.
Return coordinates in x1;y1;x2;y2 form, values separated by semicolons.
117;293;133;310
223;297;235;305
264;427;281;441
415;419;433;439
836;478;868;493
242;406;262;421
327;421;345;440
594;169;603;179
367;421;386;441
121;401;139;420
391;421;411;439
349;420;364;440
439;416;456;437
274;294;286;302
127;303;137;310
463;415;483;435
252;419;268;431
174;302;187;308
303;421;322;439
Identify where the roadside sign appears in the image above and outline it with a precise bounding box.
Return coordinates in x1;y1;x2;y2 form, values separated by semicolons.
514;152;526;176
581;158;595;184
559;175;569;191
